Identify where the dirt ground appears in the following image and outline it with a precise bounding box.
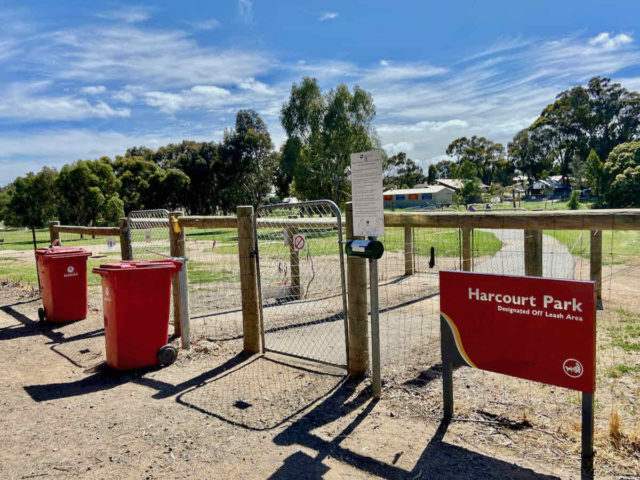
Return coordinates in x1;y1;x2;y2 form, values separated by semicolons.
1;254;638;479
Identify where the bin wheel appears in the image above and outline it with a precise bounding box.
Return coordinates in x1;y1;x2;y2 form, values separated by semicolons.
37;307;46;322
157;345;178;366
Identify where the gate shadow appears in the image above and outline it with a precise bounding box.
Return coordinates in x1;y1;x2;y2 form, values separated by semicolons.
175;355;345;431
269;378;561;480
23;351;251;402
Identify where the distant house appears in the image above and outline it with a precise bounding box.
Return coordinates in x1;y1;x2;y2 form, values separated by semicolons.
383;186;454;208
434;178;488;192
530;179;570;197
435;178;464;192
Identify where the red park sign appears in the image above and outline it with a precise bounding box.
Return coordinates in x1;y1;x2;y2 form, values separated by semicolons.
439;271;596;393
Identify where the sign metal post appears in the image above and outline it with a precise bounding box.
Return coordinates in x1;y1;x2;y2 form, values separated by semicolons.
369;236;381;399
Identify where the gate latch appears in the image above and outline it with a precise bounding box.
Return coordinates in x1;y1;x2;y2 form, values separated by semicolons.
249;246;257;257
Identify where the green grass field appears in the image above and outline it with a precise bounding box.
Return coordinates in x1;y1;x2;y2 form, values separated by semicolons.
545;230;640;264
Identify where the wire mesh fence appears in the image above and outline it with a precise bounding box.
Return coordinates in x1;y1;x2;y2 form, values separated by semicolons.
128;209;171;260
182;225;243;345
378;224;640;477
256;201;348;369
0;227;49;288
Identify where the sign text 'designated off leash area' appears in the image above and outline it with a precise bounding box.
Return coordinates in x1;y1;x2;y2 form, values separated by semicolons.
350;150;384;238
440;271;596;393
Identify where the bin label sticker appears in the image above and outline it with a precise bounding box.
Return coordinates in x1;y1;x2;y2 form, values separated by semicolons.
64;266;78;278
104;286;111;302
293;233;306;251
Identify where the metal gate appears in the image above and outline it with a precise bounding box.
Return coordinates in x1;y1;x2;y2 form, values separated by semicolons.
254;200;349;369
127;209;170;259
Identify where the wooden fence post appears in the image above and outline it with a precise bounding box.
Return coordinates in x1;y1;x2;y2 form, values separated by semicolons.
461;228;472;272
404;227;414;275
286;220;300;300
118;217;132;260
48;221;60;245
590;230;602;301
169;212;185;341
237;206;261;354
346;202;369;376
524;229;543;277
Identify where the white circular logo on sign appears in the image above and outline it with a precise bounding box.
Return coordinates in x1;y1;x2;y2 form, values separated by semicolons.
67;266;75;274
563;359;584;378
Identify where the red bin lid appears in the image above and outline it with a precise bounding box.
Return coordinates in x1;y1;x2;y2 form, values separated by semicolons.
93;260;180;275
35;246;91;257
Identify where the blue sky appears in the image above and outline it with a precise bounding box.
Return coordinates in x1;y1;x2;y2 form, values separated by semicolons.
1;0;640;185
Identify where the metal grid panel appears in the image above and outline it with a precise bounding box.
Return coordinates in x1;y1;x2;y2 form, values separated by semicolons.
256;201;348;369
127;209;170;260
0;227;49;287
378;225;640;477
183;226;243;344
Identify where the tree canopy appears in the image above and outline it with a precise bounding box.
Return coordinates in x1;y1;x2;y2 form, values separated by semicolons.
279;77;377;205
382;152;425;189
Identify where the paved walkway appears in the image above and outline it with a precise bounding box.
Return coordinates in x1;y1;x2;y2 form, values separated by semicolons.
475;229;575;279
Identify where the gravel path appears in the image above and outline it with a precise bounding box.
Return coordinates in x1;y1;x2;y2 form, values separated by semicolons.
475;229;575;279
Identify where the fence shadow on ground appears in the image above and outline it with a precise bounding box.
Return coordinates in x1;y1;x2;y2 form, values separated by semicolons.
175;355;345;431
270;378;561;480
0;300;107;368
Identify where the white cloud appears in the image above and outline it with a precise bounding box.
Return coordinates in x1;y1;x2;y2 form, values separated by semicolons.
144;85;232;113
31;26;271;89
98;6;151;24
320;12;338;21
81;85;106;95
238;0;253;24
0;83;129;121
614;76;640;92
383;142;414;155
377;120;469;134
237;78;276;95
189;18;221;30
589;32;633;50
363;61;448;83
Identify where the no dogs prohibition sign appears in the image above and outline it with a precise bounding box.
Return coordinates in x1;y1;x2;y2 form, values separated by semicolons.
293;233;306;251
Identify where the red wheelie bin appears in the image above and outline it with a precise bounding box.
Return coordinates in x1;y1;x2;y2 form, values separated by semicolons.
35;246;92;323
92;260;182;370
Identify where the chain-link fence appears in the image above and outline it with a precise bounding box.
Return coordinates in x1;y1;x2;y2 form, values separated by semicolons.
128;209;171;260
0;227;49;288
182;225;243;345
378;222;640;477
256;201;348;369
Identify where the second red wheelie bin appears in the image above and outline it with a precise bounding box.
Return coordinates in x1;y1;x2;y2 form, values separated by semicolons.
35;246;92;322
93;260;182;370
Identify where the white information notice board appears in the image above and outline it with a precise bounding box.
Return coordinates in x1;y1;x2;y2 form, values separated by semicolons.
350;150;384;237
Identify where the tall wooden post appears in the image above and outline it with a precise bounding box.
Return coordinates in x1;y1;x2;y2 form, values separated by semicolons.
590;230;602;301
461;228;472;272
286;222;300;300
118;217;132;260
346;202;369;376
48;221;60;245
404;227;414;275
169;212;188;342
237;206;261;354
524;229;543;277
